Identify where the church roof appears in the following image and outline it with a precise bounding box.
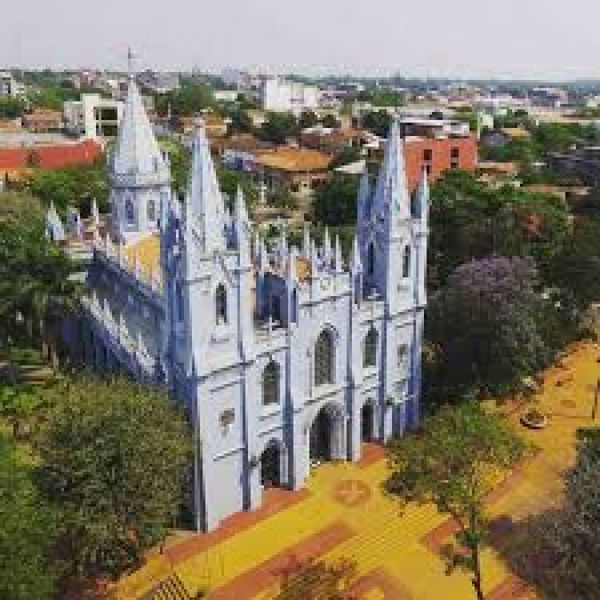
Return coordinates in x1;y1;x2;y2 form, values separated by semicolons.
111;76;166;177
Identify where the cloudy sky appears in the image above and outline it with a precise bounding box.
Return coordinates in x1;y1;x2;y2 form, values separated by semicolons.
4;0;600;79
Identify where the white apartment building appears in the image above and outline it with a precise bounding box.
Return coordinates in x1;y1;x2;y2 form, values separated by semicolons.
0;71;26;98
262;77;320;113
64;94;124;139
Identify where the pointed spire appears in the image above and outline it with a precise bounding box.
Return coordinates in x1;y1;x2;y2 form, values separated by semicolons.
351;236;362;273
334;236;343;272
311;239;320;278
234;185;250;263
287;246;297;282
414;166;430;220
134;253;141;278
46;200;65;242
253;230;261;263
323;227;332;266
373;115;411;222
357;168;371;222
186;121;226;254
303;222;311;257
111;67;168;180
104;232;112;255
91;197;100;229
279;223;288;259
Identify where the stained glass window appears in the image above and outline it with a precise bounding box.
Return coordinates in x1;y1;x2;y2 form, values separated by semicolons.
364;327;377;368
262;361;279;405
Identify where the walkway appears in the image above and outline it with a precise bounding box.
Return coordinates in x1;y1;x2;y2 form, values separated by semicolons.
116;339;600;600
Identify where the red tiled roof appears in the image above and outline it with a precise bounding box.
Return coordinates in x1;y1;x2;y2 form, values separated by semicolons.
0;139;102;171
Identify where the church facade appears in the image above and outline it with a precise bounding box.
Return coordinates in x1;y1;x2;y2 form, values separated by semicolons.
62;75;429;533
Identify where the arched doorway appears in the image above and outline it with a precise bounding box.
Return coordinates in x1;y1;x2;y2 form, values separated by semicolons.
361;401;374;442
260;443;281;488
309;404;345;465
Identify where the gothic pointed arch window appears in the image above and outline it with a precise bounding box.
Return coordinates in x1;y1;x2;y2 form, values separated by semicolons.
125;196;135;224
290;289;298;324
367;242;375;276
314;329;334;386
147;198;156;222
402;245;411;278
262;360;280;406
363;326;378;368
216;283;227;324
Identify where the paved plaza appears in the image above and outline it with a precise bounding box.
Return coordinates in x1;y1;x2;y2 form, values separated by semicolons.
116;339;600;600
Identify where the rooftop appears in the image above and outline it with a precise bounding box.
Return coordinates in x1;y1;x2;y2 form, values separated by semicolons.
255;147;332;173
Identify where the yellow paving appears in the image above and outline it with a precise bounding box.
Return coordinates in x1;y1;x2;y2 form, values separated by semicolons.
116;339;600;600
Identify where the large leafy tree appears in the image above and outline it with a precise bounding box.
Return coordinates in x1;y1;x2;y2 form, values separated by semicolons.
0;193;80;353
504;428;600;600
385;403;526;600
429;170;570;288
35;376;192;578
547;216;600;312
312;174;358;226
257;112;299;144
427;256;549;399
23;159;109;216
0;435;59;600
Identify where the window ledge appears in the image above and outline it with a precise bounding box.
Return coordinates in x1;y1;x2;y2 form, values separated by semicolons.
212;325;231;343
260;405;281;419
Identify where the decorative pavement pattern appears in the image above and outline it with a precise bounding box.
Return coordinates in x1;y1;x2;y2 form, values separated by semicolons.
116;339;600;600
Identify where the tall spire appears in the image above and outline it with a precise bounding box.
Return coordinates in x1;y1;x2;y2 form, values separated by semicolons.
357;169;371;222
46;201;65;242
372;116;411;222
302;222;311;257
334;236;343;272
414;166;430;221
111;58;168;181
351;236;362;273
186;121;226;254
323;227;332;266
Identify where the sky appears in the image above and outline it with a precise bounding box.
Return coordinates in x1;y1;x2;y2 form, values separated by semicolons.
4;0;600;80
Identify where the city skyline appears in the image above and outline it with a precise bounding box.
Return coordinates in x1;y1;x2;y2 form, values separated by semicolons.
4;0;600;80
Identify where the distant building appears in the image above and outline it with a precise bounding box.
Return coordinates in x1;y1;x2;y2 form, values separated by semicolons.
64;94;124;139
398;117;470;139
299;126;363;155
214;90;240;103
254;147;332;195
262;77;320;113
137;71;180;95
23;109;64;133
0;71;25;98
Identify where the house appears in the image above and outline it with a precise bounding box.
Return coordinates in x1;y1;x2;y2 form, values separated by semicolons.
299;126;363;155
254;147;332;195
64;94;124;139
23;109;64;133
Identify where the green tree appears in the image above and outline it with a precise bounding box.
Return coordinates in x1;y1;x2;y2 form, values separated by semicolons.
35;376;192;578
299;110;319;129
257;112;299;143
547;215;600;312
312;174;358;226
427;257;550;400
24;159;109;216
217;169;258;213
429;170;569;288
0;96;26;119
385;403;526;600
361;110;391;137
0;435;59;600
320;113;341;129
0;193;80;355
155;83;216;118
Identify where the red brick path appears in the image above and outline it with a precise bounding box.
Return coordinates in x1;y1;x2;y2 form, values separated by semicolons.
358;442;386;468
206;521;356;599
166;488;310;566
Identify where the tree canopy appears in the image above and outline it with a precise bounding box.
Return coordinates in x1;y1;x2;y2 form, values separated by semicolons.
0;193;80;351
312;174;358;226
427;256;549;400
385;403;526;600
0;435;59;600
257;112;299;143
35;376;191;578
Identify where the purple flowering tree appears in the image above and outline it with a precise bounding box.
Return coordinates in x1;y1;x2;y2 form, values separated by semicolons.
428;256;549;398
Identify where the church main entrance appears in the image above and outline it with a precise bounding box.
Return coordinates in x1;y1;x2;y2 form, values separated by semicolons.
260;443;281;488
309;404;345;465
310;408;332;462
